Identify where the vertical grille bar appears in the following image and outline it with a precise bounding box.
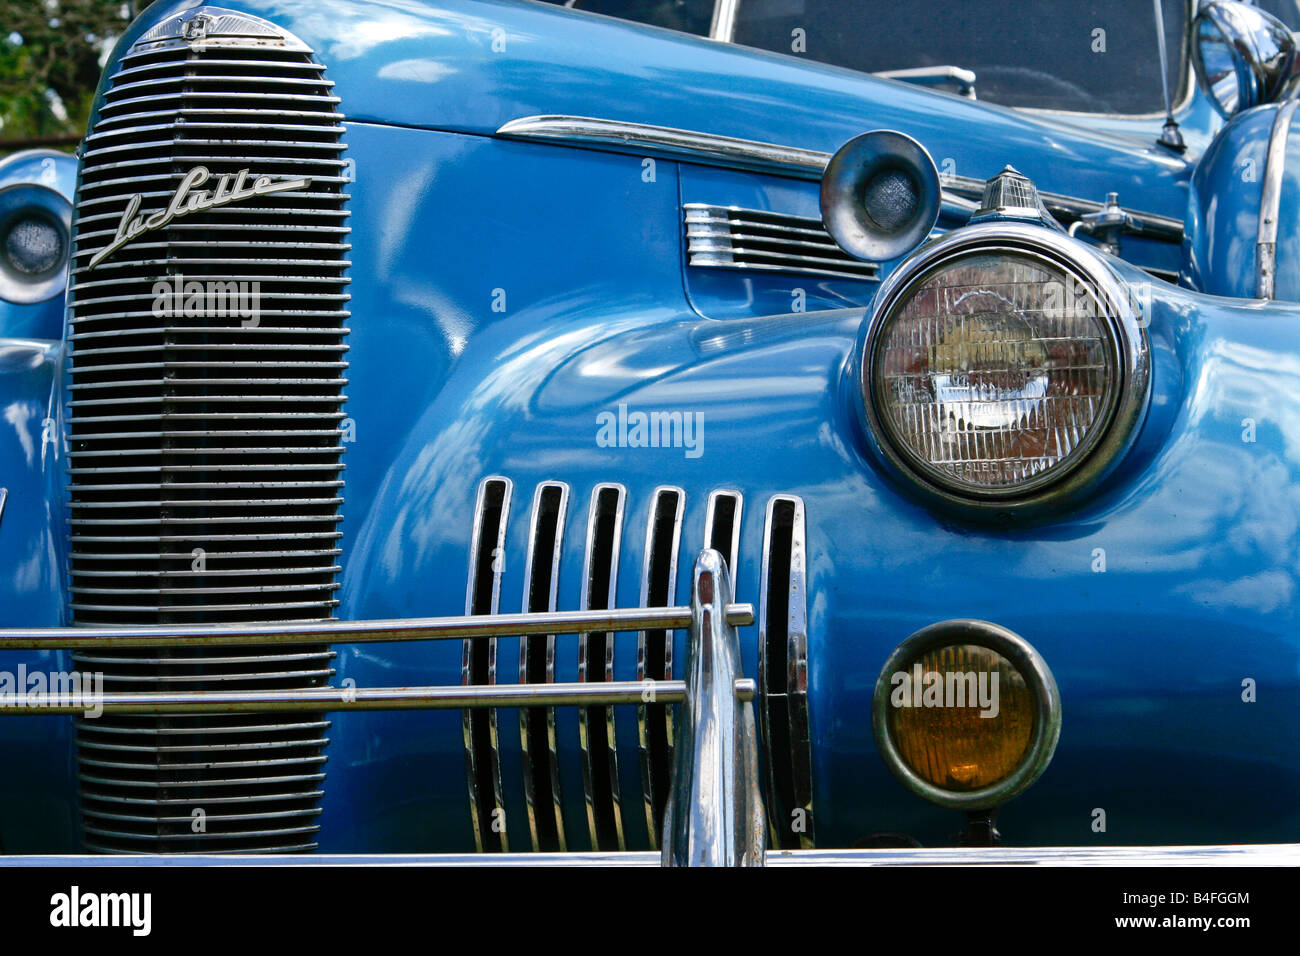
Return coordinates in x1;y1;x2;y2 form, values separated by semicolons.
636;486;684;848
578;483;626;851
704;489;744;579
66;8;348;853
518;481;569;852
759;495;814;849
462;476;511;852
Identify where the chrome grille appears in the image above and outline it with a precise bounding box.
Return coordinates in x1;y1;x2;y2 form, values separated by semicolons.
66;8;348;853
684;203;879;282
758;495;814;849
463;478;810;852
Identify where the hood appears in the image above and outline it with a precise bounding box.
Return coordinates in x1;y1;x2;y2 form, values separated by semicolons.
125;0;1193;219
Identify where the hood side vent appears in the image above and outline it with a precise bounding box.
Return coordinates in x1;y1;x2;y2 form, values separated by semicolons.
462;476;512;852
578;483;627;851
519;480;569;852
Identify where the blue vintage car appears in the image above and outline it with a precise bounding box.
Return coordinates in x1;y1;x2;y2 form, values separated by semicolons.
0;0;1296;865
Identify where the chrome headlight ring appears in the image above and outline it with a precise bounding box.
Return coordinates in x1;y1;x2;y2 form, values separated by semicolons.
859;222;1151;515
0;183;73;305
871;619;1062;812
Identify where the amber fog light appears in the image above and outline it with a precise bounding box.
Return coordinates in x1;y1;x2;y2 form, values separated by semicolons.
872;620;1061;810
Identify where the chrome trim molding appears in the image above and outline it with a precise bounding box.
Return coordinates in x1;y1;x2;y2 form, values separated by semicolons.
497;116;1184;242
946;174;1183;242
860;221;1153;514
1258;99;1299;299
497;115;830;179
578;483;627;850
871;619;1062;811
770;844;1300;866
685;203;878;281
0;678;755;715
661;549;766;865
875;65;977;99
0;604;757;649
4;844;1295;866
137;8;305;47
758;495;814;849
708;0;739;42
637;486;685;848
519;481;570;852
463;476;513;852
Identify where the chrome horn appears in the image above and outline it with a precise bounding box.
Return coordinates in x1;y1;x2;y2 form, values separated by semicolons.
819;129;941;263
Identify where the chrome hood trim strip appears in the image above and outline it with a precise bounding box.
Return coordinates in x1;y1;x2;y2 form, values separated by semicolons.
497;115;1183;241
1258;99;1299;299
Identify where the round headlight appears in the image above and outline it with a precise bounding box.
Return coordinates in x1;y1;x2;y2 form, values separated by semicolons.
872;620;1061;811
5;216;64;276
862;223;1149;508
0;183;72;305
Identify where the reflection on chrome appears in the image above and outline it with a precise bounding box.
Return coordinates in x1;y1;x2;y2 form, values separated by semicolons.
931;371;1050;432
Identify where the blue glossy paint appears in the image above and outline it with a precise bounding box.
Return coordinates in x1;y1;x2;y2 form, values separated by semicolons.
124;0;1198;217
2;0;1298;852
0;339;74;851
0;149;78;852
1184;99;1300;303
1184;104;1273;298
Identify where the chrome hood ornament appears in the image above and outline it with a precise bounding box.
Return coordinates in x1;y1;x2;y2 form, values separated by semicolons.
88;165;310;268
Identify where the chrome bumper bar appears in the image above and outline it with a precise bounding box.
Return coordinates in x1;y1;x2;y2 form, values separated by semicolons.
2;547;1294;865
0;548;765;865
2;844;1296;865
0;605;753;649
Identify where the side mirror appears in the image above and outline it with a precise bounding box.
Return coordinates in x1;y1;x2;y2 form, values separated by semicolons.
1192;1;1300;118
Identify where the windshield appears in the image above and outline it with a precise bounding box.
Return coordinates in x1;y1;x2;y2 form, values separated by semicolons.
548;0;1190;115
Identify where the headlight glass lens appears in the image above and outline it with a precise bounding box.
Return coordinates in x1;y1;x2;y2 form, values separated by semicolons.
886;643;1035;792
872;252;1117;494
4;215;64;276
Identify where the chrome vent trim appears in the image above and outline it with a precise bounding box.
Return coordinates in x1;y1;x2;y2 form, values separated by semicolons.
759;495;814;849
459;478;811;852
579;483;628;851
67;7;348;854
518;480;570;852
684;203;879;282
703;489;743;580
463;476;512;852
636;486;685;849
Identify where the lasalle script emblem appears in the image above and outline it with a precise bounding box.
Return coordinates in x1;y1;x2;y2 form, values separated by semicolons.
88;165;311;268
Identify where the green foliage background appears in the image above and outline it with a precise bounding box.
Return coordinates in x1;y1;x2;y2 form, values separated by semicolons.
0;0;139;147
